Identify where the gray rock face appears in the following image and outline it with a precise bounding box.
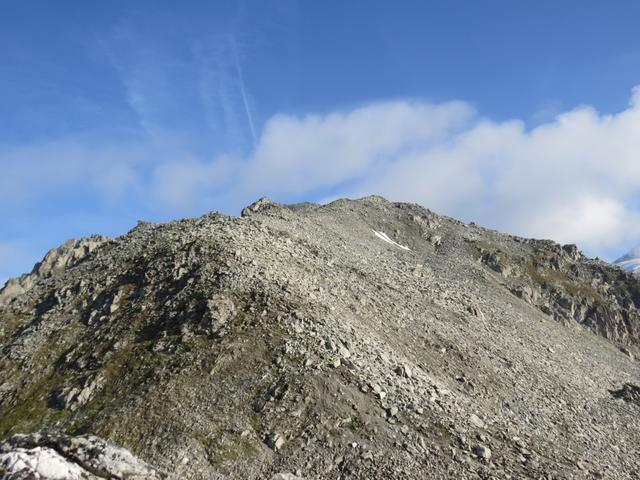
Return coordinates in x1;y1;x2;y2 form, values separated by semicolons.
240;197;275;217
476;236;640;356
610;383;640;406
31;237;112;279
0;432;163;479
0;236;111;306
1;196;640;479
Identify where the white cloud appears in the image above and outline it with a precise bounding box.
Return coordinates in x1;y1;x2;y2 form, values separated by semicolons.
230;89;640;253
244;100;474;194
3;87;640;260
0;139;148;204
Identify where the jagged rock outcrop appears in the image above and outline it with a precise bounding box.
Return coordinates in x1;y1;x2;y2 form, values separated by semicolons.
1;197;640;479
0;431;163;479
0;236;111;307
240;197;276;217
474;236;640;357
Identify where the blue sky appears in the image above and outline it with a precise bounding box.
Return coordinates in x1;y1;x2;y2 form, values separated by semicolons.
2;0;640;284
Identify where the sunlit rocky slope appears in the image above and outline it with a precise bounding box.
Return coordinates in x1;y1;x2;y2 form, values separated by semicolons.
1;196;639;479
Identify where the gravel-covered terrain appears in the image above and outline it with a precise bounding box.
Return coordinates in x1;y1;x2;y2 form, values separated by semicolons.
1;196;639;479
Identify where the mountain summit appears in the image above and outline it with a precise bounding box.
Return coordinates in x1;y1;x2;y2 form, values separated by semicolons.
1;196;640;479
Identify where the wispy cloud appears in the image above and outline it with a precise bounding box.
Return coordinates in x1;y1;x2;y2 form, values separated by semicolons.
230;35;257;147
193;33;258;153
100;15;259;157
0;139;147;205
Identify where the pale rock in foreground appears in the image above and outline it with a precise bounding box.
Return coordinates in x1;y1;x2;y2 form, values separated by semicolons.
0;432;163;480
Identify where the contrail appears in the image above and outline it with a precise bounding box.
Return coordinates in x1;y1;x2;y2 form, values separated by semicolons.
231;36;257;147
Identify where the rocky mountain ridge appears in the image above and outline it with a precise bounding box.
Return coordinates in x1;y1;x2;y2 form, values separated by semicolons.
0;236;111;308
1;196;639;479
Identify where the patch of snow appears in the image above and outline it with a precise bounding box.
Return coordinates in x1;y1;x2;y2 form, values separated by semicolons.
616;258;640;273
373;230;410;251
0;447;88;479
614;244;640;274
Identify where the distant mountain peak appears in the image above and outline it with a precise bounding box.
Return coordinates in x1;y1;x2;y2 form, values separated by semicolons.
615;244;640;275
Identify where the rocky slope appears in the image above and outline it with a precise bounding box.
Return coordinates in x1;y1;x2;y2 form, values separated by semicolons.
1;196;640;479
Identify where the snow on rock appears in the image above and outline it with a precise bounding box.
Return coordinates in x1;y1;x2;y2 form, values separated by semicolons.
615;244;640;275
372;230;410;251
